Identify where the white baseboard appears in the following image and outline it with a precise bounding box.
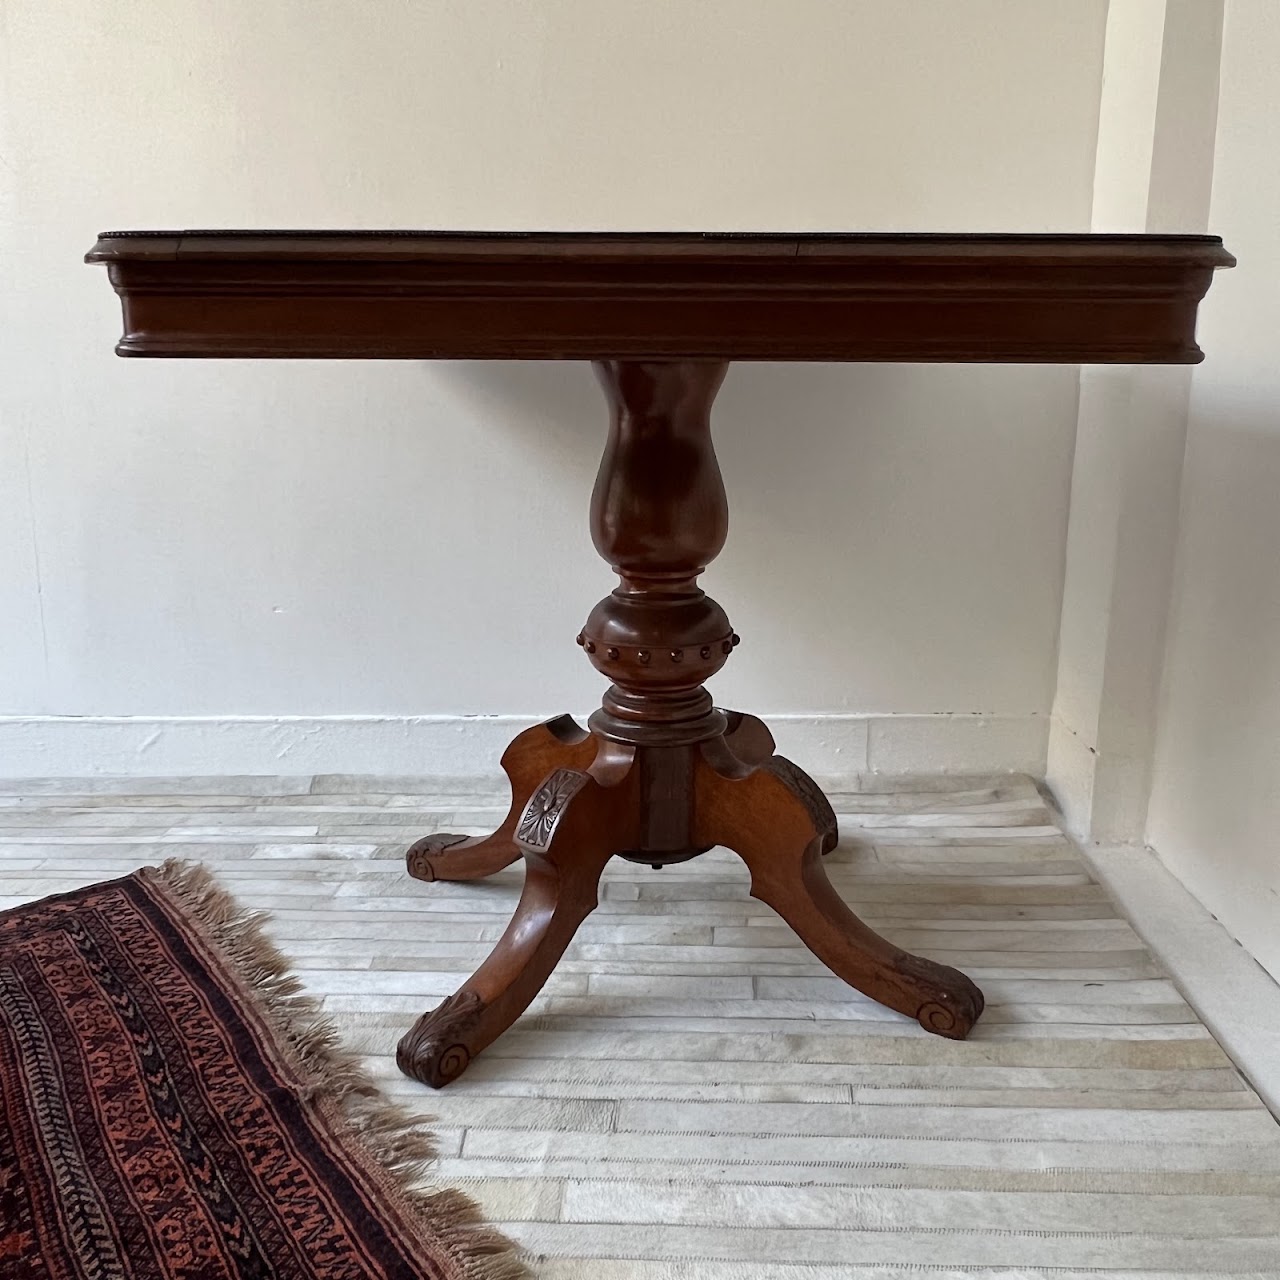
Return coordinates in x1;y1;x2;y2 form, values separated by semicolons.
1081;843;1280;1118
0;712;1047;780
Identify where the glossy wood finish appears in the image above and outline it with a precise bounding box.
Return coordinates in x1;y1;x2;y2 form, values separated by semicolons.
397;359;978;1085
405;715;595;884
86;231;1233;363
694;738;982;1037
87;229;1234;1087
398;758;639;1088
584;360;733;751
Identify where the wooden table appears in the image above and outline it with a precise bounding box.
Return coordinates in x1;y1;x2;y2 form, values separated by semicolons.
87;231;1233;1087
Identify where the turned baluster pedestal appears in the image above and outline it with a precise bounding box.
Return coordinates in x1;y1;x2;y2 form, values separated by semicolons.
86;229;1233;1087
395;358;983;1086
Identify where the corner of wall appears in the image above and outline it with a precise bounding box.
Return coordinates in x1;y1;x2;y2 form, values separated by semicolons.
1046;0;1224;848
1045;711;1095;840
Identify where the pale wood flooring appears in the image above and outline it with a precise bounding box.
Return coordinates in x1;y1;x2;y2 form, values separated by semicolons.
2;773;1278;1278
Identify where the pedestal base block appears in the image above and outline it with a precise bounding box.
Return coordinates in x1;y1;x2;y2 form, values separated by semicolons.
396;713;984;1088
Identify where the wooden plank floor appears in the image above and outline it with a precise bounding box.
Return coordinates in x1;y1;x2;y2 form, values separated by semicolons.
2;772;1279;1278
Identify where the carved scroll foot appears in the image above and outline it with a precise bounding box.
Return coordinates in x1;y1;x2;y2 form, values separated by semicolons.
398;759;636;1087
405;833;514;883
895;951;986;1040
694;743;983;1039
404;714;595;883
395;989;487;1087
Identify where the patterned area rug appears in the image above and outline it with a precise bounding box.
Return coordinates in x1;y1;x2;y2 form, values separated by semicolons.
0;862;525;1280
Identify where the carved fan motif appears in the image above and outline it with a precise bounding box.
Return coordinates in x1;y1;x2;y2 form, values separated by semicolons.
515;768;589;851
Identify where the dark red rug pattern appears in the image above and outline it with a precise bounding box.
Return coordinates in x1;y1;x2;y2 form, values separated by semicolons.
0;865;523;1280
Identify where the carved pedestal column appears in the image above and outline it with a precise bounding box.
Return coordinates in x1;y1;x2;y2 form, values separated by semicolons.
577;360;740;864
580;360;735;748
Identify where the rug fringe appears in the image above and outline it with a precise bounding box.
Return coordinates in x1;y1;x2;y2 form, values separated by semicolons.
146;859;530;1280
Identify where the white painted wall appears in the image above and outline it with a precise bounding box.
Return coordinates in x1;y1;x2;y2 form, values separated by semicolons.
1047;0;1226;843
0;1;1107;775
1146;0;1280;981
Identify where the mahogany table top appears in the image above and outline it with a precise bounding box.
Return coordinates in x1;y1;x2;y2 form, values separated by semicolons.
87;231;1234;364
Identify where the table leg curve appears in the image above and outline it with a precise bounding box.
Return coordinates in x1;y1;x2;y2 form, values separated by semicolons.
694;742;984;1038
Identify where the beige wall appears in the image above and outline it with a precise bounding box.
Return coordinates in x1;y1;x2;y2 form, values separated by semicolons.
0;1;1106;774
1147;0;1280;980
